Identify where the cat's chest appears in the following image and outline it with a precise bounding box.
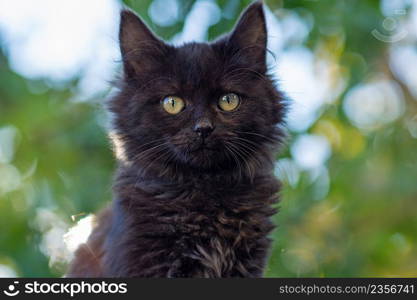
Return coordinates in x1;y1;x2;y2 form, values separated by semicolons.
172;207;256;277
123;176;277;277
176;206;246;239
158;180;271;240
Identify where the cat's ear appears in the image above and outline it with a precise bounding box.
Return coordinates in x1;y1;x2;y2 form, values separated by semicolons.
228;1;267;70
119;9;167;78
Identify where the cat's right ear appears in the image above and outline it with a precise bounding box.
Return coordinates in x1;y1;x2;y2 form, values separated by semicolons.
226;2;267;72
119;9;167;78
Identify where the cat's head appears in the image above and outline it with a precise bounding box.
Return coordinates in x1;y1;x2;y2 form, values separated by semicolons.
110;1;286;179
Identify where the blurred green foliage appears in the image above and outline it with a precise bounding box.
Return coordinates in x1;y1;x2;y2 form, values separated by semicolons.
0;0;416;277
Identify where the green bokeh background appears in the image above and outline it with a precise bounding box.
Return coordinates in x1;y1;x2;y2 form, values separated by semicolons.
1;0;416;277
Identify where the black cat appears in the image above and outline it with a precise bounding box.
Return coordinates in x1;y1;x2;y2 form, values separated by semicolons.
68;1;287;278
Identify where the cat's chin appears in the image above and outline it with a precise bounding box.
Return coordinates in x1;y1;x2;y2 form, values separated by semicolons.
182;147;229;171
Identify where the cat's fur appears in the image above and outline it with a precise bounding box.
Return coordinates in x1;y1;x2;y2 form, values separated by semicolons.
67;1;286;278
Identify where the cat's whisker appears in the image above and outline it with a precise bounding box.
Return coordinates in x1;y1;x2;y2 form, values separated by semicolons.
133;144;169;180
233;144;255;181
138;146;172;179
226;141;254;181
230;142;264;178
159;151;178;177
133;141;171;162
228;139;262;169
235;141;262;181
229;137;259;153
128;137;167;160
229;137;265;160
136;137;167;149
224;143;243;182
234;130;277;143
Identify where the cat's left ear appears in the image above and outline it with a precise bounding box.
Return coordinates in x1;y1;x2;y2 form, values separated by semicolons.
228;1;267;70
119;9;168;78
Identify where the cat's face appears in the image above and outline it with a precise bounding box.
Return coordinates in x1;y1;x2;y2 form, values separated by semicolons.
111;2;285;176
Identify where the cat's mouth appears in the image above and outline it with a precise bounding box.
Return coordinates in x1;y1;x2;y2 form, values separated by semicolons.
190;144;216;152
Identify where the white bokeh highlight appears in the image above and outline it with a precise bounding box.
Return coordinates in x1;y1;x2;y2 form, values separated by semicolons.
343;80;405;131
0;0;120;98
291;134;331;170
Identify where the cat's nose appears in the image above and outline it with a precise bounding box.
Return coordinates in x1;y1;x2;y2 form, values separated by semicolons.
194;119;214;139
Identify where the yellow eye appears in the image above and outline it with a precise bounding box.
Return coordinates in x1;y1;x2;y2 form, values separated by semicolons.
218;93;240;112
162;96;185;114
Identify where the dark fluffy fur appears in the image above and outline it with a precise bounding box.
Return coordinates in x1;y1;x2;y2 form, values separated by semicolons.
68;1;286;278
